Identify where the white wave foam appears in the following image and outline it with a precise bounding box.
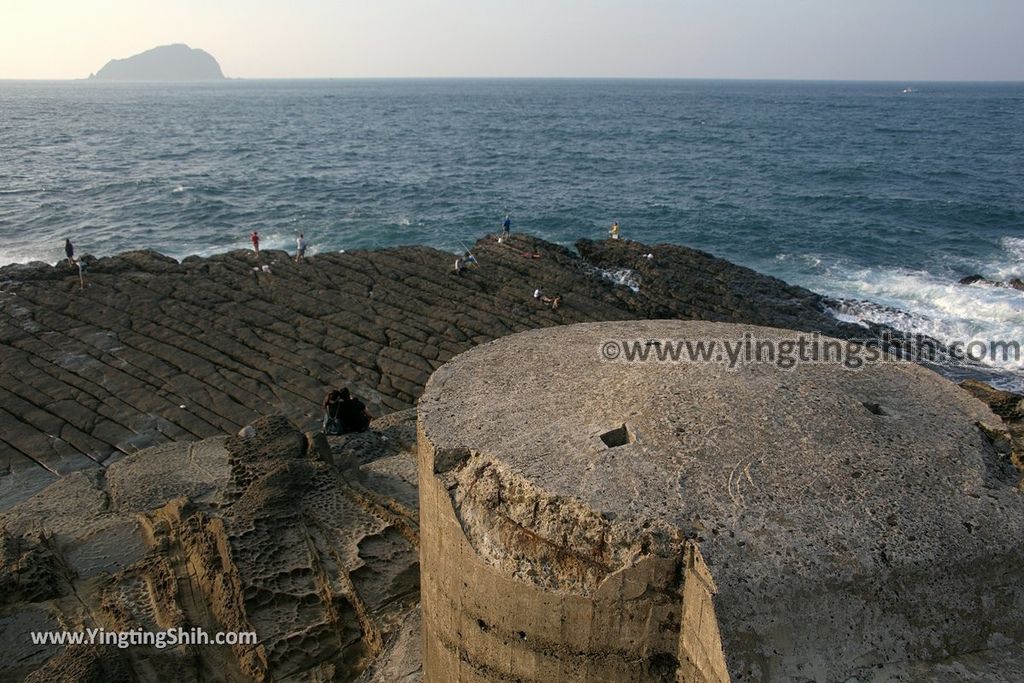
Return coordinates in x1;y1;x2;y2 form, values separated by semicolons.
600;268;641;293
984;236;1024;281
823;307;870;328
774;252;825;270
1002;235;1024;260
829;266;1024;373
0;247;60;268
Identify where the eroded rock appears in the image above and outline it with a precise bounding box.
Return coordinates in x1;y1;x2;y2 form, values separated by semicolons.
0;412;420;682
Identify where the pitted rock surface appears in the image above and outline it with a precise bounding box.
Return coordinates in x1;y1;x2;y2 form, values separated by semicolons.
0;412;420;682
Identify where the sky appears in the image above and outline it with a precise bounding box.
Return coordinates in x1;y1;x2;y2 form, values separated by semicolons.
2;0;1023;81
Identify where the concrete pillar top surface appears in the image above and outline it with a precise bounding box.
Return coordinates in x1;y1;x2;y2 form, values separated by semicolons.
418;320;1024;596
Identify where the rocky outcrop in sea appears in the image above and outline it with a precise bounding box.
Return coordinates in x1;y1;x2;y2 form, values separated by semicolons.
88;44;225;81
958;273;1024;291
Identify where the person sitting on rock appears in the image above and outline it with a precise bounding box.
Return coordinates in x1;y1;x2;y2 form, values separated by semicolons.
322;389;344;435
454;255;466;274
337;388;371;434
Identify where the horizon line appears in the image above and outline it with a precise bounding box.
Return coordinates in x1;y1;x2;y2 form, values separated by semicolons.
2;75;1024;84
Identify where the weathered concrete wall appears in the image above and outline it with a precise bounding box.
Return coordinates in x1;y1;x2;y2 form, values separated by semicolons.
713;549;1024;681
418;424;685;681
677;546;728;683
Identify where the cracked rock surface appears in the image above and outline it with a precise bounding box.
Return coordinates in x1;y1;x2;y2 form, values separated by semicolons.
0;236;860;510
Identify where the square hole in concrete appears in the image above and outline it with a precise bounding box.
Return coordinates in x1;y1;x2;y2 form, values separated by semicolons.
600;424;634;448
862;401;889;416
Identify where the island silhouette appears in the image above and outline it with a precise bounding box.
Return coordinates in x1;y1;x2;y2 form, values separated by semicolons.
89;43;225;81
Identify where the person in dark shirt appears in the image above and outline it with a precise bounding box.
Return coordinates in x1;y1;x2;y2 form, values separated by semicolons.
336;388;371;434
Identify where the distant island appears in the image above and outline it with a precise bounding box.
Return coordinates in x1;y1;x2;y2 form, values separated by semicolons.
88;43;225;81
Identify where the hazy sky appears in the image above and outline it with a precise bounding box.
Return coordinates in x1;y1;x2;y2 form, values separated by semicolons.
2;0;1022;80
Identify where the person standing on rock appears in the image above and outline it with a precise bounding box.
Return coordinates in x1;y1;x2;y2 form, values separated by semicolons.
250;231;260;258
609;222;620;240
64;239;75;266
501;215;511;241
296;233;307;262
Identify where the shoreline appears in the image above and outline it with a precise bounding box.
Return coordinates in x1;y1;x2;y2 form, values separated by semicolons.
3;232;1018;385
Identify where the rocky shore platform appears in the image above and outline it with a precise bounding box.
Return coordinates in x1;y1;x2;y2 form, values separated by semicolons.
0;234;861;510
2;235;1021;682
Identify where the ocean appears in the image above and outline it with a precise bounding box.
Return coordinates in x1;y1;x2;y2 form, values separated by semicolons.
1;79;1022;385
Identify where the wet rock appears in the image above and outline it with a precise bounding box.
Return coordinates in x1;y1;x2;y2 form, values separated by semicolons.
91;250;181;275
576;238;849;334
961;379;1024;484
961;379;1024;421
958;273;1024;291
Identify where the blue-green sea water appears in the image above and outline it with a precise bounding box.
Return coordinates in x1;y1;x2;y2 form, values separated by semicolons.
1;79;1022;379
